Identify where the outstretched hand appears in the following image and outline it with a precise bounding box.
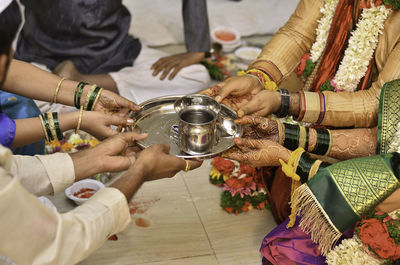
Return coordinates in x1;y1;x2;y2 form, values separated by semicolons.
214;75;263;104
131;144;203;182
81;111;135;140
223;138;290;167
200;80;253;111
151;52;205;80
70;132;148;181
235;90;281;117
93;89;140;116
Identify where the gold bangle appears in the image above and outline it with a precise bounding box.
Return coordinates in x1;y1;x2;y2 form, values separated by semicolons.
298;126;307;149
76;106;84;134
275;119;284;145
53;77;65;104
84;84;97;110
246;69;277;91
38;115;50;142
46;112;58;141
308;159;323;180
92;87;103;110
184;160;190;172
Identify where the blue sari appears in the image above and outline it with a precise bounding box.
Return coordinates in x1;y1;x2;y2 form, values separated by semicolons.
0;91;44;155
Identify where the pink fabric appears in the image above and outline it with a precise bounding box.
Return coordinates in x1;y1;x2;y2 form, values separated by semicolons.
260;218;326;265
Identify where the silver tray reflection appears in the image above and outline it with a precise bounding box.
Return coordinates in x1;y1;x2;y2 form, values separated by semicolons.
129;95;242;159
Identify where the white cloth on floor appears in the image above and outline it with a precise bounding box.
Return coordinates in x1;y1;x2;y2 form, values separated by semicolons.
32;46;211;113
110;46;211;104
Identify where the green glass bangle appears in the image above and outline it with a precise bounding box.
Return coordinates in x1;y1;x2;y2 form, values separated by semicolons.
74;82;87;109
86;86;101;111
296;152;315;183
41;114;54;141
52;112;64;140
283;123;300;151
313;128;331;155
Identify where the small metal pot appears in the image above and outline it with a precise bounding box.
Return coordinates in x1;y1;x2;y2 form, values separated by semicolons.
174;95;221;155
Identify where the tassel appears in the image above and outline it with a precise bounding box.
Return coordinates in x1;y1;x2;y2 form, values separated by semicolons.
291;185;341;256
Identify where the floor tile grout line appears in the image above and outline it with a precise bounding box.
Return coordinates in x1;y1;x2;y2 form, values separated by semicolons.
181;172;221;265
138;253;217;265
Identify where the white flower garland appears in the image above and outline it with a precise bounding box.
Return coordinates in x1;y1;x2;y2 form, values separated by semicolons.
334;6;391;92
310;0;339;62
326;237;382;265
308;2;391;92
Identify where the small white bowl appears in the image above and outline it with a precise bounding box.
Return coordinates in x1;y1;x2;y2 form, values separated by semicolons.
235;46;262;65
211;27;241;46
65;179;104;205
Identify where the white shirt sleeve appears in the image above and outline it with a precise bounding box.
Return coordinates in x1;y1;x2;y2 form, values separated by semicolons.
0;171;131;265
10;152;75;196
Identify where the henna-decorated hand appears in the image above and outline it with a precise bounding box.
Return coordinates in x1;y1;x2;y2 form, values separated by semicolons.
93;89;140;116
222;138;290;167
236;116;279;142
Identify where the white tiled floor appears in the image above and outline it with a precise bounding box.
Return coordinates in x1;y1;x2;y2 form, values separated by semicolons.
51;161;277;265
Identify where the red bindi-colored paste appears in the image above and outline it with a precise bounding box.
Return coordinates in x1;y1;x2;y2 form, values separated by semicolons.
74;188;96;199
215;31;236;42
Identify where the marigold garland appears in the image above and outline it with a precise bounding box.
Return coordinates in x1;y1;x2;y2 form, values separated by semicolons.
209;156;269;214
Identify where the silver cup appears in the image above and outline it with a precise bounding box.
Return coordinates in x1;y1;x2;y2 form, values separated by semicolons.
174;95;221;155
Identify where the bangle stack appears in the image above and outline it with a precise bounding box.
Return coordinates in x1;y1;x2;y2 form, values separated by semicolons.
74;82;103;111
282;123;310;152
312;128;332;156
74;82;87;109
297;91;326;124
237;69;278;91
275;89;290;118
39;112;63;141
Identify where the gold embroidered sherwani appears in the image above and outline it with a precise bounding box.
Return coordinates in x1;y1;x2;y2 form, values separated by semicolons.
249;0;400;128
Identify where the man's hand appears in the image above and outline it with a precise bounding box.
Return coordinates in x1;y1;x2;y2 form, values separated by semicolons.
70;132;148;181
111;144;203;201
131;144;203;181
151;52;205;80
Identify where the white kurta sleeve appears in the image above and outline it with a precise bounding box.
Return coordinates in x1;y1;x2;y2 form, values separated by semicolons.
10;152;75;196
0;171;131;265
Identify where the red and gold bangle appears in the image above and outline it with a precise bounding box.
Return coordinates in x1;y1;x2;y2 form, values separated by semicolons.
316;91;326;124
297;90;306;121
241;68;278;91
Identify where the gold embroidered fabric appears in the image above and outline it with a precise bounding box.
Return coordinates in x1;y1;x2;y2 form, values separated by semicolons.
378;80;400;154
327;155;399;217
249;0;400;128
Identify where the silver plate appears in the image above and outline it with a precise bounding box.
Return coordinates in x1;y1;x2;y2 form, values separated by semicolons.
129;95;242;159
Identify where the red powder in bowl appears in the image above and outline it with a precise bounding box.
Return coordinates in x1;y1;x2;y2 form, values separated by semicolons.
74;188;96;199
215;30;236;42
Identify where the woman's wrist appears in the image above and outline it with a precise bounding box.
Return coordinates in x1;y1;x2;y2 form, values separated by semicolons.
58;111;80;132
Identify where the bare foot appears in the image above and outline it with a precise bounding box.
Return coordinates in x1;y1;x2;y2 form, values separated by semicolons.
53;60;82;81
